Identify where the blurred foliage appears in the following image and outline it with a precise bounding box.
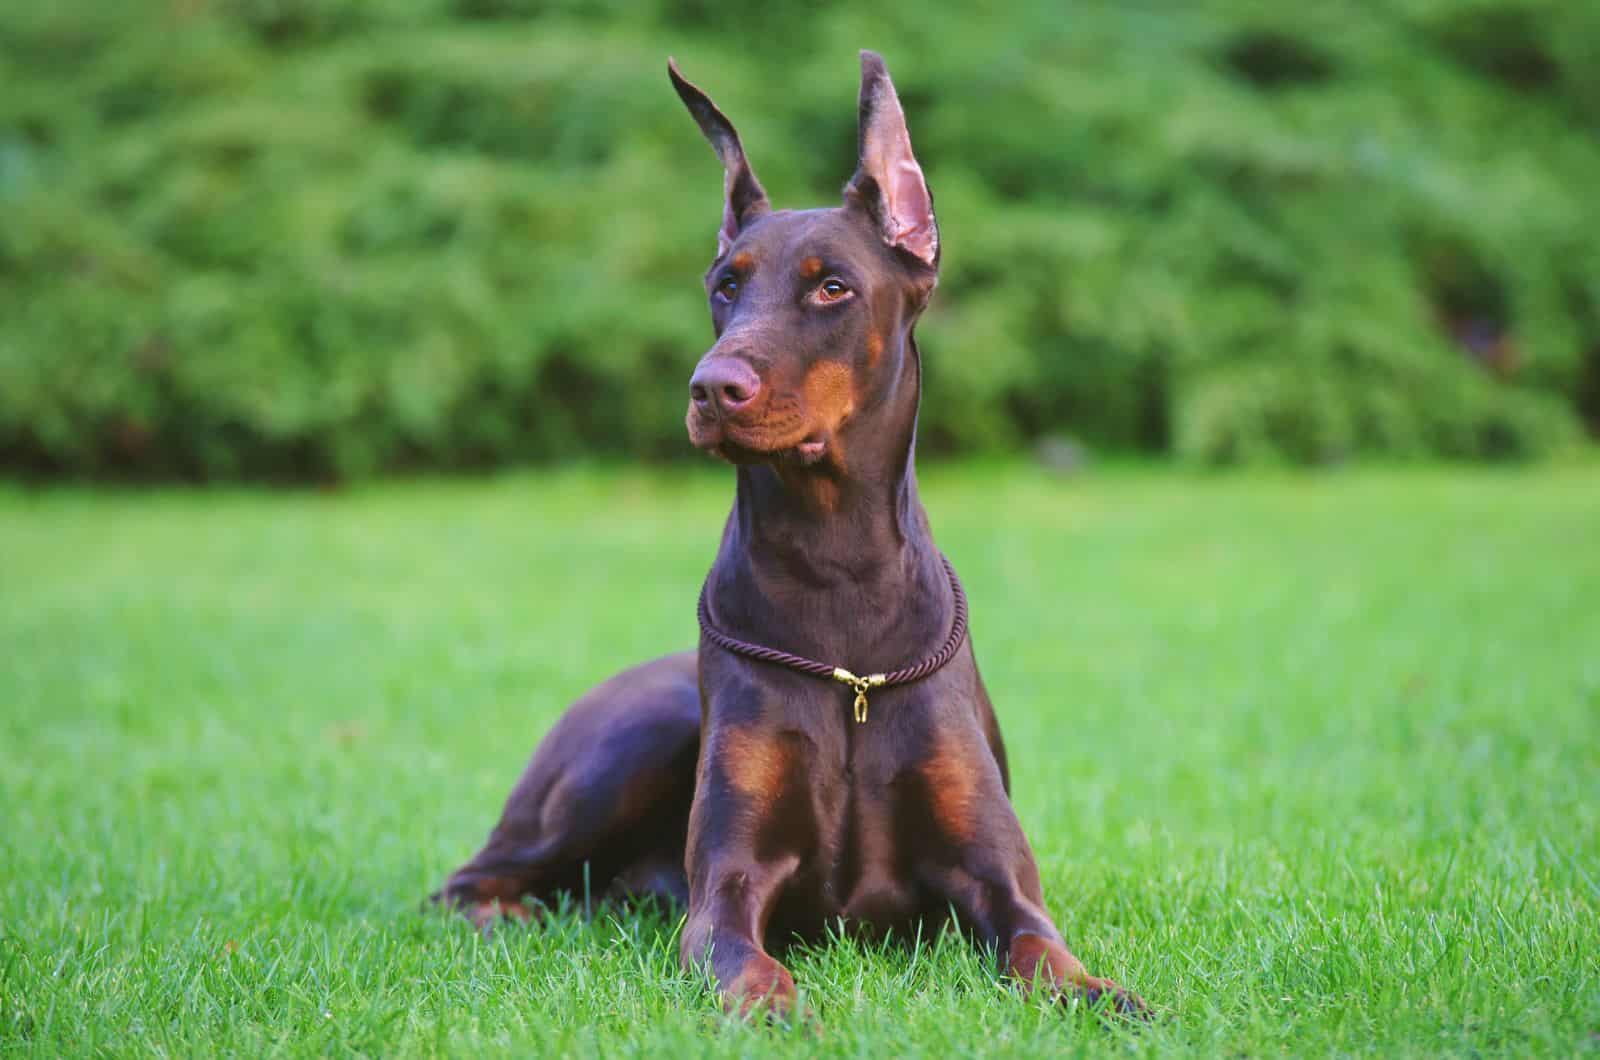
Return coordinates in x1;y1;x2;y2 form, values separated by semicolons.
1;0;1597;478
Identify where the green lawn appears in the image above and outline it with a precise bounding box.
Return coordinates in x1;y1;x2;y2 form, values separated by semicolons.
2;465;1597;1056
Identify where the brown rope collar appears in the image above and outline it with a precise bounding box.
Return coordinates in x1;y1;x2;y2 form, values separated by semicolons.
696;553;970;723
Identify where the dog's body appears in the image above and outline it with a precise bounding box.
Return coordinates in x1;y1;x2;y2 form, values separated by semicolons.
437;52;1143;1018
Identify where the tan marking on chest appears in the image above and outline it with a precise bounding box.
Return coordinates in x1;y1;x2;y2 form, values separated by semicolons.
719;727;792;808
920;735;981;843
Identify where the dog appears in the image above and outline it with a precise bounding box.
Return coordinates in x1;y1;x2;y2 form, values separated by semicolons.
435;51;1146;1020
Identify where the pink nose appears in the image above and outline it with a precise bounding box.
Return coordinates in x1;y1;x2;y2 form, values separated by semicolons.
689;358;761;416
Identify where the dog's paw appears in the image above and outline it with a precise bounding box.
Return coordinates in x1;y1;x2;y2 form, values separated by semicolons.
722;954;799;1022
464;897;537;935
1078;977;1152;1021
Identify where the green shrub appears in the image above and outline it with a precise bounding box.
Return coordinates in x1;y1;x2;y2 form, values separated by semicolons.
1;0;1595;477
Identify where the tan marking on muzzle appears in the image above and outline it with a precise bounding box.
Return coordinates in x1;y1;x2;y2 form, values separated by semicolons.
802;360;856;431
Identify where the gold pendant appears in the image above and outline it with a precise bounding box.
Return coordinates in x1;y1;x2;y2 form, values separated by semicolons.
833;668;887;724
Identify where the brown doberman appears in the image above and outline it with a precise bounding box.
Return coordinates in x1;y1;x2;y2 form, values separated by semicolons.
435;51;1147;1020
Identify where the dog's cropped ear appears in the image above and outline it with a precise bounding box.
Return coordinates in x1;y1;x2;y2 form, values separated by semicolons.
668;59;771;261
844;51;938;270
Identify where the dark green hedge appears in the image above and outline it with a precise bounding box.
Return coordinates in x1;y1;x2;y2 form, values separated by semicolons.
2;1;1597;478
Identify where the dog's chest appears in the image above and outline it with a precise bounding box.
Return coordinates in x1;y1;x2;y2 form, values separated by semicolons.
832;776;926;927
810;719;984;929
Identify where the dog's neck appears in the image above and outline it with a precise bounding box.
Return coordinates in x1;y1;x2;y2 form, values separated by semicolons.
707;333;955;671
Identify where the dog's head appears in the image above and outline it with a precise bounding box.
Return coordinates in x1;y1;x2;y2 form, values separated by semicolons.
671;52;939;470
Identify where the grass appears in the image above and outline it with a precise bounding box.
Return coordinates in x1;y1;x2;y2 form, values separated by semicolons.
1;463;1597;1056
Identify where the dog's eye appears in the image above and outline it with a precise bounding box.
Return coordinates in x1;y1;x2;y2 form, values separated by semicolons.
715;276;738;302
815;278;852;304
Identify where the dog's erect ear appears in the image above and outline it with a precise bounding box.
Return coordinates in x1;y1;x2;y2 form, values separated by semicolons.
668;59;771;260
844;51;938;270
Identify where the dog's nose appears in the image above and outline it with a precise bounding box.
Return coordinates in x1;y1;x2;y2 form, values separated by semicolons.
689;358;761;416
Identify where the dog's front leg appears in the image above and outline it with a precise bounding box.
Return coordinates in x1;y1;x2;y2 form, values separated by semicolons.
680;852;801;1018
678;722;811;1019
929;843;1149;1018
908;732;1148;1017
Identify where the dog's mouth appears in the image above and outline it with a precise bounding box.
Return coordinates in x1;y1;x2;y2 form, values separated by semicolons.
721;436;829;466
687;405;829;466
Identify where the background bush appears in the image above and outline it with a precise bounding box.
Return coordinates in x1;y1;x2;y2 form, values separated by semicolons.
2;0;1597;478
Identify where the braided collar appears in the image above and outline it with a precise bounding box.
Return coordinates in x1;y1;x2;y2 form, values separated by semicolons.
696;553;969;722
